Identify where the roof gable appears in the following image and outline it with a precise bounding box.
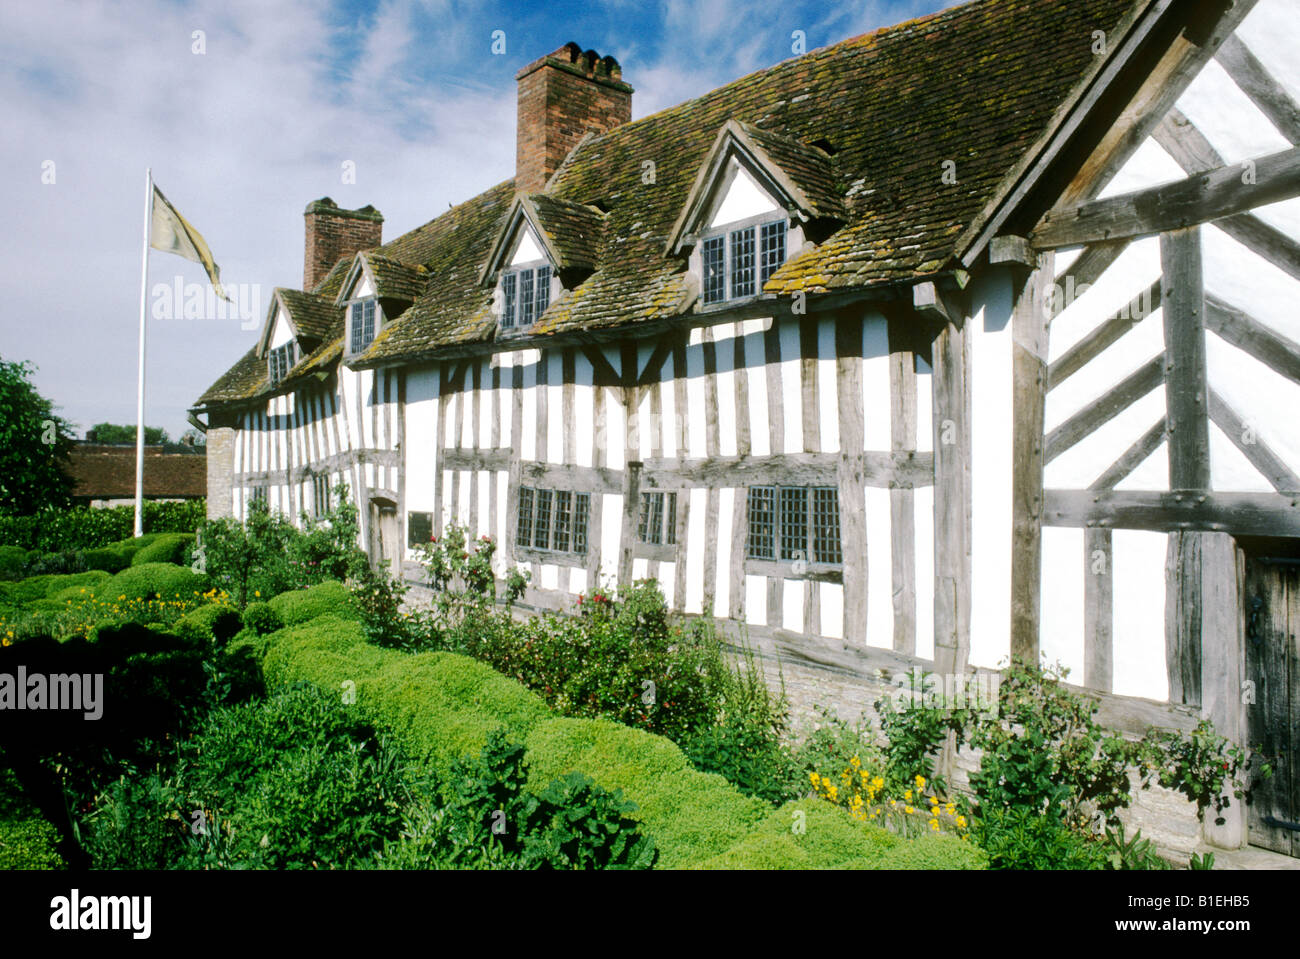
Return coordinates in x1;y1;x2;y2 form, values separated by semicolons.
480;194;605;283
667;119;844;254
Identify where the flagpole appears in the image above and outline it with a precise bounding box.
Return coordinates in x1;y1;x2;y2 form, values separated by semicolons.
134;167;153;538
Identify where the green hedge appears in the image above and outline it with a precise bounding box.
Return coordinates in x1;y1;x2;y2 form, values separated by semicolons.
0;501;204;554
99;563;210;604
260;613;983;870
0;570;113;606
0;546;27;581
267;581;358;626
175;602;243;644
131;533;195;567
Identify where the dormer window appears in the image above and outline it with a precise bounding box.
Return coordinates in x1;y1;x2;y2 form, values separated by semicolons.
500;263;551;331
701;217;787;305
268;341;298;386
349;298;376;354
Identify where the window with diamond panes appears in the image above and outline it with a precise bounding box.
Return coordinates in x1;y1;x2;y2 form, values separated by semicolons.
812;487;842;564
573;493;590;555
702;236;726;305
760;220;786;284
501;272;517;330
746;486;776;560
553;491;572;552
517;486;534;548
729;226;756;298
350;299;376;354
779;487;808;561
638;491;676;546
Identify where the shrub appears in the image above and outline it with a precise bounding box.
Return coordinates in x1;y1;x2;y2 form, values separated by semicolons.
383;728;656;870
83;684;409;870
0;545;30;580
131;533;195;567
82;548;130;573
268;581;358;626
692;798;901;870
972;806;1108;870
0;764;65;869
241;601;283;636
0;502;203;554
22;551;87;577
175;602;243;645
105;563;210;604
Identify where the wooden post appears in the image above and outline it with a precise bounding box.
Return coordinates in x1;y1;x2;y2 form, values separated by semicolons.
1010;252;1055;663
1200;534;1246;849
1161;227;1210;708
932;315;971;680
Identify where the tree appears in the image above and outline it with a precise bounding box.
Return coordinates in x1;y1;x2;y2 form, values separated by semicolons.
0;356;75;516
85;422;169;445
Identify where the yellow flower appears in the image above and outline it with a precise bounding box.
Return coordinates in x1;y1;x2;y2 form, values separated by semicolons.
849;756;860;768
905;806;915;815
914;774;926;790
928;818;940;832
254;590;261;598
945;803;956;817
904;790;912;802
956;816;967;829
826;784;838;802
871;777;884;791
810;772;821;787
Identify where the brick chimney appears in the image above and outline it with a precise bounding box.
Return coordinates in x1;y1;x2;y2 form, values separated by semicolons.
516;42;633;195
302;198;384;291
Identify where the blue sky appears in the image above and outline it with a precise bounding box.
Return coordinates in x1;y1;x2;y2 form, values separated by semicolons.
1;0;951;441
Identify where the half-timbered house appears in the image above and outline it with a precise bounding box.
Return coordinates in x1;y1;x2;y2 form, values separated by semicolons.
192;0;1300;860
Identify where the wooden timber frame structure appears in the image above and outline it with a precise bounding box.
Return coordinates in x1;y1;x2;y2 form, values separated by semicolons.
192;0;1300;857
979;0;1300;851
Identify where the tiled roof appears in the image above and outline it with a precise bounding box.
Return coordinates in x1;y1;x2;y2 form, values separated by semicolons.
363;253;430;303
277;288;339;341
528;194;606;272
196;0;1139;404
68;445;206;499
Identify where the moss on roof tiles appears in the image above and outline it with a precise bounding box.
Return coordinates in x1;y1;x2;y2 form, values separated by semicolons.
197;0;1138;404
277;288;340;341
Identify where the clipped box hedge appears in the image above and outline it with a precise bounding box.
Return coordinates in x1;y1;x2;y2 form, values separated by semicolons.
0;766;65;870
260;611;983;870
267;581;358;627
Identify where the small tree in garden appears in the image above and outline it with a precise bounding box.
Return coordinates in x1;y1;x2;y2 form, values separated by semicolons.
0;356;75;516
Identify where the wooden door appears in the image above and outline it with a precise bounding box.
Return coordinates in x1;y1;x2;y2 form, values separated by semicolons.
369;502;400;572
1245;558;1300;857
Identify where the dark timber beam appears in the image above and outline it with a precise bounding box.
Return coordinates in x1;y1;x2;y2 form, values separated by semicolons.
1045;355;1165;463
1042;489;1300;537
1031;144;1300;249
1216;34;1300;145
1160;228;1211;490
1205;292;1300;385
1010;252;1055;664
1154;108;1300;283
1050;239;1131;320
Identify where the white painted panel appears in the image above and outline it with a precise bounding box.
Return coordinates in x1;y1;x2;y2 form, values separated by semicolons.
496;471;508;574
1207;329;1300;483
520;358;536;462
820;582;844;640
1112;530;1169;701
269;305;294;347
575;354;594;467
660;355;679;457
570;568;587;595
1113;440;1168;492
605;383;626;471
638;375;654;462
633;558;649;581
817;318;839;453
548;352;564;464
403;369;438;512
782;579;803;631
914;486;934;661
498;351;513;448
477;471;491;537
745;575;767;627
915;356;933;454
708;161;779;228
541;564;558;590
458;471;471;525
714;488;734;615
1040;527;1085;679
862;314;891;451
1046;386;1166;491
600;494;622;582
779;321;803;453
970;274;1012;670
1209;422;1273;492
744;332;770;457
685;488;707;614
509;228;545;266
865;487;893;649
658;563;675;608
686;344;707;459
717;328;738;458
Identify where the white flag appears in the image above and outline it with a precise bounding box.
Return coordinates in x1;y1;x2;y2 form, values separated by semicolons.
150;184;231;302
